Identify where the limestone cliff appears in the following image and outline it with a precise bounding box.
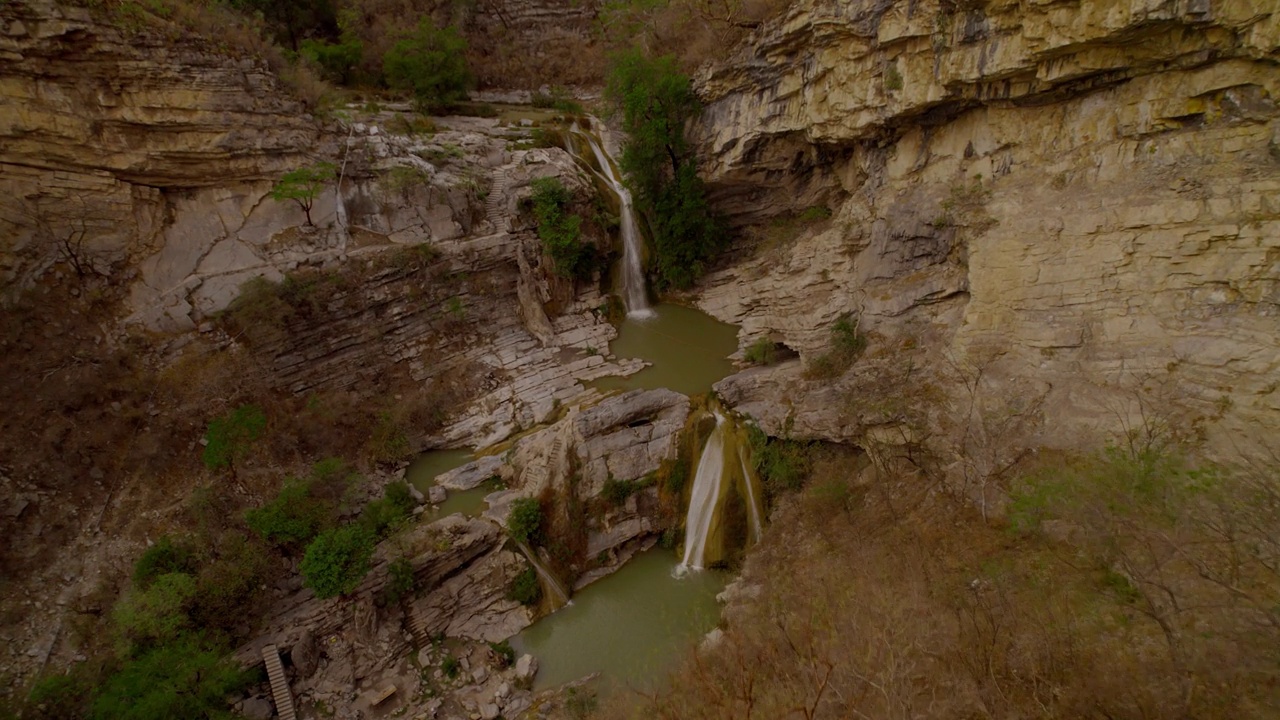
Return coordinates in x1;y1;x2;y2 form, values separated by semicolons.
692;0;1280;465
0;0;320;293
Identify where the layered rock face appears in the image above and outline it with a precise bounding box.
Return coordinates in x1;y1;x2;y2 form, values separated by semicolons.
693;0;1280;458
0;0;319;293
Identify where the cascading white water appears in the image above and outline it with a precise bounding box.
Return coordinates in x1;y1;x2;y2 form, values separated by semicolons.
517;541;571;609
570;124;654;319
739;446;764;544
679;414;727;572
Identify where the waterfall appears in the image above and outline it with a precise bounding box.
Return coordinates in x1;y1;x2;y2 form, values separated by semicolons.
517;541;571;609
679;413;727;572
739;446;764;544
568;123;654;319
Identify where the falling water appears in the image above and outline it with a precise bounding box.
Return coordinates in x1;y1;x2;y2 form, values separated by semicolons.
679;414;727;572
517;541;571;609
569;124;654;319
739;446;764;544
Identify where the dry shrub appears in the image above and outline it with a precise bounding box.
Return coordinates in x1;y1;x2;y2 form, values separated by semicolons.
604;445;1280;720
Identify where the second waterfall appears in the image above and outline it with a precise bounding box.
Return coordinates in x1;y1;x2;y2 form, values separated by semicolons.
677;411;766;574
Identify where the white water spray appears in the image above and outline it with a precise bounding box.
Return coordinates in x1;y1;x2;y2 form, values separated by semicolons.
570;124;654;319
679;414;727;572
739;446;764;544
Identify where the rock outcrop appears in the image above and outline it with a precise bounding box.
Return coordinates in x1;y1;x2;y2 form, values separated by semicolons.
0;0;319;294
693;0;1280;460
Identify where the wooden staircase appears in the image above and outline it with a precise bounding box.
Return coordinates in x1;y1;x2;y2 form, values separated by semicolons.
261;644;297;720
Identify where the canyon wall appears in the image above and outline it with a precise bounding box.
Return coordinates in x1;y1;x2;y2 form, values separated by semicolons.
693;0;1280;464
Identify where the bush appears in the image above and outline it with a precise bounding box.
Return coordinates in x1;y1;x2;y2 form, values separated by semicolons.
441;654;461;678
489;640;516;667
359;482;416;539
300;525;376;599
744;338;777;366
805;313;867;379
747;426;810;499
189;534;271;637
112;573;197;653
90;634;247;720
507;566;542;606
300;37;362;84
202;404;266;478
133;536;196;589
245;479;331;550
506;497;544;546
383;557;416;604
529;177;594;279
382;18;471;113
602;476;646;506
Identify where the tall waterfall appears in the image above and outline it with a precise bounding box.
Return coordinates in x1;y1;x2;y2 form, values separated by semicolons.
679;413;727;572
569;124;654;319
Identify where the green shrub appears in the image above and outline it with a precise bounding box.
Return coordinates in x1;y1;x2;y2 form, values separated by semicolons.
300;37;362;84
383;557;416;604
359;482;416;539
382;18;471;113
507;566;542;606
245;479;331;550
506;497;543;546
883;63;904;92
201;404;266;479
190;534;271;636
744;338;777;366
133;536;196;589
300;525;376;599
602;476;647;506
441;654;461;678
489;640;516;667
90;634;247;720
747;425;811;499
805;313;867;379
529;177;596;279
113;573;197;653
565;687;598;720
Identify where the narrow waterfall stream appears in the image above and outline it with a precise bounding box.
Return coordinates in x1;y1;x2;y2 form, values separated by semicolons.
568;122;653;319
740;445;764;544
680;413;727;572
516;541;571;610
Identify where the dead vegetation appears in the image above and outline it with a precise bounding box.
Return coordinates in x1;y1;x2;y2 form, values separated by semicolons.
602;428;1280;720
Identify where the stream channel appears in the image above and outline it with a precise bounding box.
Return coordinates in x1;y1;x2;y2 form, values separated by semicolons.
407;118;750;695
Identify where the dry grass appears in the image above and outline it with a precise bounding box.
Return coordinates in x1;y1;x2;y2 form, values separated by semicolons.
600;442;1280;720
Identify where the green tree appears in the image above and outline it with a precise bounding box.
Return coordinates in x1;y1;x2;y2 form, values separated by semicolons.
529;177;592;278
245;478;332;551
382;19;471;113
90;635;247;720
112;572;197;653
606;49;722;289
506;497;543;545
202;404;267;480
133;536;196;589
269;162;337;226
300;524;375;598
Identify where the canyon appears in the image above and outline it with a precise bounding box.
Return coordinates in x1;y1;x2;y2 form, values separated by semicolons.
1;0;1278;718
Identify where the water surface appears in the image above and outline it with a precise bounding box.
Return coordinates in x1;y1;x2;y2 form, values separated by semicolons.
509;549;727;693
406;449;497;518
593;303;739;397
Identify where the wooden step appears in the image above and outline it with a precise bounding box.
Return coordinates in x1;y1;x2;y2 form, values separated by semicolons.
261;644;297;720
